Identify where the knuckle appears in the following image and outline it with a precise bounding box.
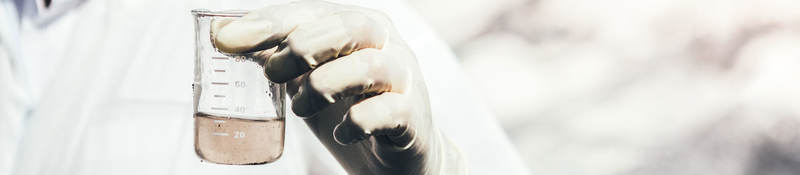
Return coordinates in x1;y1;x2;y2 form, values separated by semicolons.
347;107;361;121
347;104;373;128
307;69;327;95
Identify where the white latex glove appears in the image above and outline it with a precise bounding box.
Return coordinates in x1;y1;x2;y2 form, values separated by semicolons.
213;1;465;174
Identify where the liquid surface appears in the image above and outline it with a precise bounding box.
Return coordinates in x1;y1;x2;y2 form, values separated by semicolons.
194;113;285;165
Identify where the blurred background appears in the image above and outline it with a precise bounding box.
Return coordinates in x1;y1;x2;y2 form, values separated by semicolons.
2;0;800;174
405;0;800;174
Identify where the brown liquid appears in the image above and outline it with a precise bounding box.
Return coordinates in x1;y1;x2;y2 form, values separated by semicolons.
194;112;284;165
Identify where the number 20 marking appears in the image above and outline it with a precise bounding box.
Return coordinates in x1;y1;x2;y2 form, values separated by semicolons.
233;131;245;138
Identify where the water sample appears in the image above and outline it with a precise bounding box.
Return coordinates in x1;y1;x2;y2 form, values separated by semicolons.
192;9;286;165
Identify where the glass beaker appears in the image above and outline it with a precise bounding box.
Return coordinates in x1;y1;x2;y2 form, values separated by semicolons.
192;9;286;165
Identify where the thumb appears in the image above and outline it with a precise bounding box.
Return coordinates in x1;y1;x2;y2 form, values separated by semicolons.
212;1;336;53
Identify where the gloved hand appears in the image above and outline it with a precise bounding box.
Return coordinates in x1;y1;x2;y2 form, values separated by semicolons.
212;1;465;174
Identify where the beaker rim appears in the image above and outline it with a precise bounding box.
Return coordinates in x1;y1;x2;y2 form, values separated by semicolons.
191;9;248;17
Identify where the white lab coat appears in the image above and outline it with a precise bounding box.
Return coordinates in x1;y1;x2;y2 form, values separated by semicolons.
0;0;528;174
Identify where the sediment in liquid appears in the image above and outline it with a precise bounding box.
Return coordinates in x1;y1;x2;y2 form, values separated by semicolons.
194;112;285;165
